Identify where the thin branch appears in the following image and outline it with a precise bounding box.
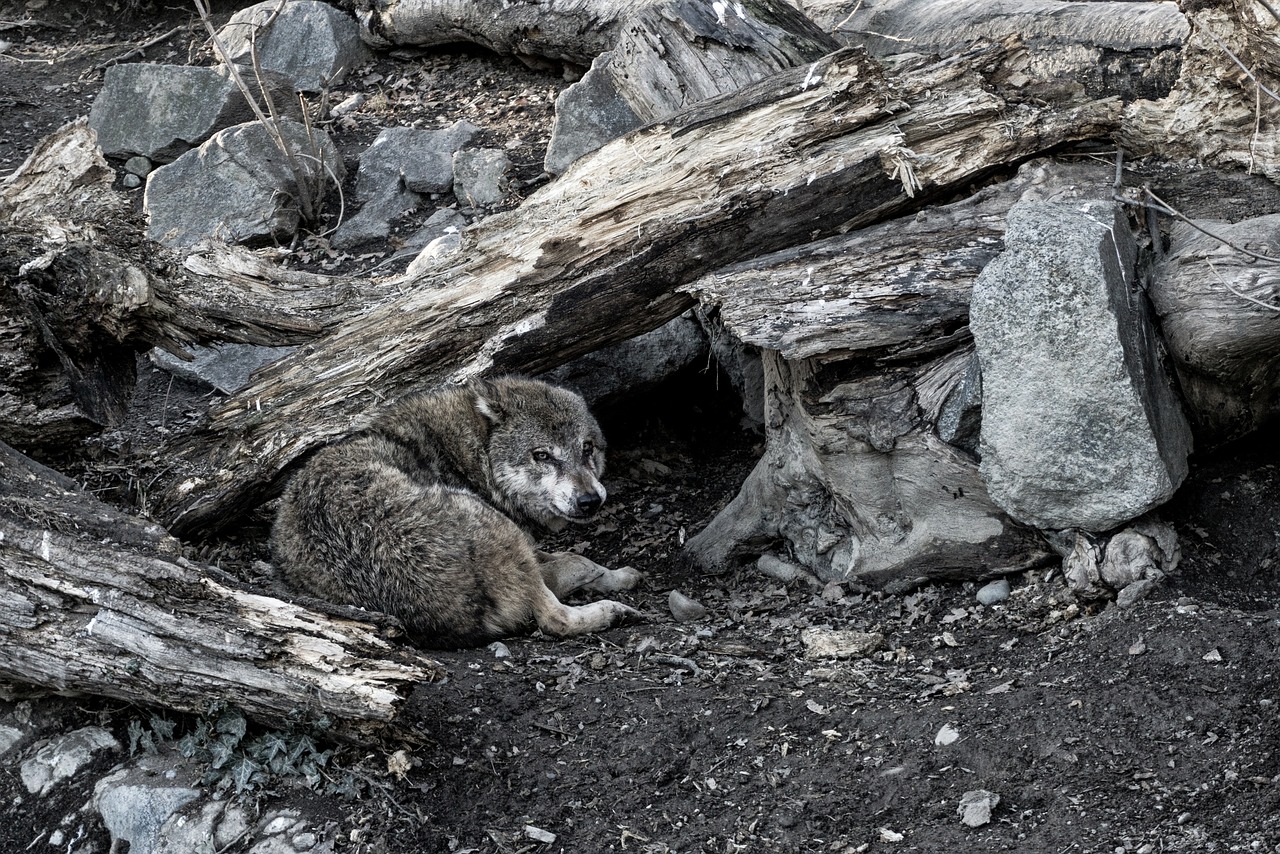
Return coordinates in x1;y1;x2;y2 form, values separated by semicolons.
1117;187;1280;265
92;24;190;73
1207;261;1280;312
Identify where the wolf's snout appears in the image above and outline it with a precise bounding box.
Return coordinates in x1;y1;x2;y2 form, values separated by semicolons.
576;493;603;515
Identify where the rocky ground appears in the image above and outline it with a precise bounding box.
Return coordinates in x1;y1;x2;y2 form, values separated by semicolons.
1;2;1279;854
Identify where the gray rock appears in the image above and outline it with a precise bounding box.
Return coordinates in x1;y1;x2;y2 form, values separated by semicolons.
542;312;707;405
216;0;372;92
94;758;202;854
545;51;643;175
144;119;343;248
152;801;251;854
330;184;421;250
937;351;983;455
122;173;143;190
668;590;708;623
971;200;1192;531
976;578;1010;605
453;148;512;210
150;343;297;395
20;726;119;796
355;123;479;203
124;155;153;177
958;789;1000;827
89;62;299;163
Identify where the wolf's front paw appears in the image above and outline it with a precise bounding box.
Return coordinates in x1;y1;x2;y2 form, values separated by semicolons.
599;565;643;592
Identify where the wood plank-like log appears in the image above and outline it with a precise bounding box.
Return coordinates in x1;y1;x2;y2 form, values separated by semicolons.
0;439;441;740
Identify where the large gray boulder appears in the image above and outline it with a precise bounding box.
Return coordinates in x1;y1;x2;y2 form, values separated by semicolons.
89;63;299;163
971;200;1192;532
216;0;372;92
144;119;343;249
93;756;202;854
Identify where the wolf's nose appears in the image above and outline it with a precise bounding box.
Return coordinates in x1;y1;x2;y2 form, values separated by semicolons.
577;494;603;515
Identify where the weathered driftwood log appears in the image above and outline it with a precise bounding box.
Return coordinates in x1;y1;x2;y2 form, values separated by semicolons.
0;439;442;740
681;159;1118;582
141;45;1123;537
807;0;1187;102
1152;215;1280;444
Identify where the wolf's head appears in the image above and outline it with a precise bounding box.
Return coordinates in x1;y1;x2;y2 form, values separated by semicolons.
475;378;608;531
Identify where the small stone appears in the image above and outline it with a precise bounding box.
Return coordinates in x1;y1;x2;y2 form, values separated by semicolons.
488;641;511;659
124;155;152;177
958;789;1000;827
878;827;904;843
668;590;707;623
122;173;143;189
524;825;556;844
1116;576;1161;608
976;578;1010;605
934;723;960;747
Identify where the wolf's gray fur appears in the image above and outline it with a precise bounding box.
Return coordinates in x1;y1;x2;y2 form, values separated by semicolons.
271;376;641;647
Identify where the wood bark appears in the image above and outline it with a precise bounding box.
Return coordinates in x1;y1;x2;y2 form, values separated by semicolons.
136;44;1122;538
0;439;442;740
1122;0;1280;180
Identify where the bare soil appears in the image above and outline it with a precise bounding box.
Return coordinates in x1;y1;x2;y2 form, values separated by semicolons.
1;3;1279;854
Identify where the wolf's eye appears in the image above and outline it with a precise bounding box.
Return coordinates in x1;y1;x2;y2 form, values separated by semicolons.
582;441;594;457
532;450;552;462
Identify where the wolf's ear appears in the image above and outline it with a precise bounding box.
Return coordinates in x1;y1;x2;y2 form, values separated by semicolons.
473;382;505;424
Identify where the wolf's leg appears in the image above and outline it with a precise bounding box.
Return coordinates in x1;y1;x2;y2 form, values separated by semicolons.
528;580;643;637
536;551;643;598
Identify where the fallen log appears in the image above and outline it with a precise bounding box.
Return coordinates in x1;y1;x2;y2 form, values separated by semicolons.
0;438;442;741
1151;214;1280;444
140;44;1122;537
808;0;1187;102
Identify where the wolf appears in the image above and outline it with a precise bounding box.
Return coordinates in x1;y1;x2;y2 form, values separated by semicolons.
271;376;642;648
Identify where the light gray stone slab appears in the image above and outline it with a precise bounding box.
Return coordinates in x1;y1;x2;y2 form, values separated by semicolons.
971;200;1192;531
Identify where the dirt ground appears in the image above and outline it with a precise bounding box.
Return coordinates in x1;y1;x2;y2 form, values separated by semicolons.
1;2;1279;854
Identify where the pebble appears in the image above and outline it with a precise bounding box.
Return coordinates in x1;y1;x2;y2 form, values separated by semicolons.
121;173;142;189
958;789;1000;827
488;641;511;659
668;590;708;622
976;578;1011;605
